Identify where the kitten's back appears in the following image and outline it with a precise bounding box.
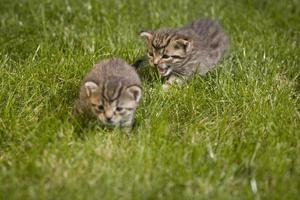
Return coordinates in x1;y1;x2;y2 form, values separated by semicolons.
185;18;228;53
83;58;140;85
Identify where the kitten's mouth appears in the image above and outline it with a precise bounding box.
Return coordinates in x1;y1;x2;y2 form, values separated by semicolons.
105;119;116;126
158;66;172;77
98;117;117;126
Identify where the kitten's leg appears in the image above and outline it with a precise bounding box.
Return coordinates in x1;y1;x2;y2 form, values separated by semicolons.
119;119;134;134
120;116;134;128
162;75;184;90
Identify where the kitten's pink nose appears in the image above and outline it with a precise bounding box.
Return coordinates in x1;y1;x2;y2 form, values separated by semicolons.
105;110;113;120
153;58;160;65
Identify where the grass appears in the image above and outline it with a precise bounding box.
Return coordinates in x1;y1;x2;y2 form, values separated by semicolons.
0;0;299;199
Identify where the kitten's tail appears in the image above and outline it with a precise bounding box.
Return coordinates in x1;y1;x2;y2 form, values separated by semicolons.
131;56;147;69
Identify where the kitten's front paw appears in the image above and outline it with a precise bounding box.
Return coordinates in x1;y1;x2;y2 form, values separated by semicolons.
162;84;170;91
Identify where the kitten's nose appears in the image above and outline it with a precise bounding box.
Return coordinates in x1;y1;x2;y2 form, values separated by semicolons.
106;117;113;123
105;110;113;123
153;58;160;65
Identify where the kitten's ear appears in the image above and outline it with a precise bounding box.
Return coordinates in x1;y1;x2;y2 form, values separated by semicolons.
176;38;191;51
84;81;98;97
140;31;153;42
126;85;142;102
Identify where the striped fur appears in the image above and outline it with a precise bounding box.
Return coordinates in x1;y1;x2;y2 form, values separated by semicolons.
140;18;228;89
74;59;142;127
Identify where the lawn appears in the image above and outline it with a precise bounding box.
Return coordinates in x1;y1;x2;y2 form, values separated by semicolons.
0;0;299;199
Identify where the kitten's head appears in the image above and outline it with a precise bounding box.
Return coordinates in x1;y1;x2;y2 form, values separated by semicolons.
84;80;142;127
140;29;192;76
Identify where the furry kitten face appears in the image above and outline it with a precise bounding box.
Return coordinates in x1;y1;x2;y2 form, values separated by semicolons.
84;81;141;127
140;29;192;77
75;58;142;127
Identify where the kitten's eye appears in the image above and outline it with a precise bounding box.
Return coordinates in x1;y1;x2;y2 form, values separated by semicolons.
97;105;104;111
116;107;124;112
91;104;104;112
162;54;170;59
148;52;154;57
171;55;183;59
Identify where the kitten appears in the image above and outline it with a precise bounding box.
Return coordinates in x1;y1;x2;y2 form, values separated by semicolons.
140;18;228;89
74;58;142;127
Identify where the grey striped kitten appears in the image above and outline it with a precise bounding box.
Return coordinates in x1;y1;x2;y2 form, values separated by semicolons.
74;58;142;127
140;18;228;89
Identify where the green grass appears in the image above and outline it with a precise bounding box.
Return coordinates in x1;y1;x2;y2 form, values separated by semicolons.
0;0;299;199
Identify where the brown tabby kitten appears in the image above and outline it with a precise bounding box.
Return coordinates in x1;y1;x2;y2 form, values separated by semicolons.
74;58;142;127
140;18;228;89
